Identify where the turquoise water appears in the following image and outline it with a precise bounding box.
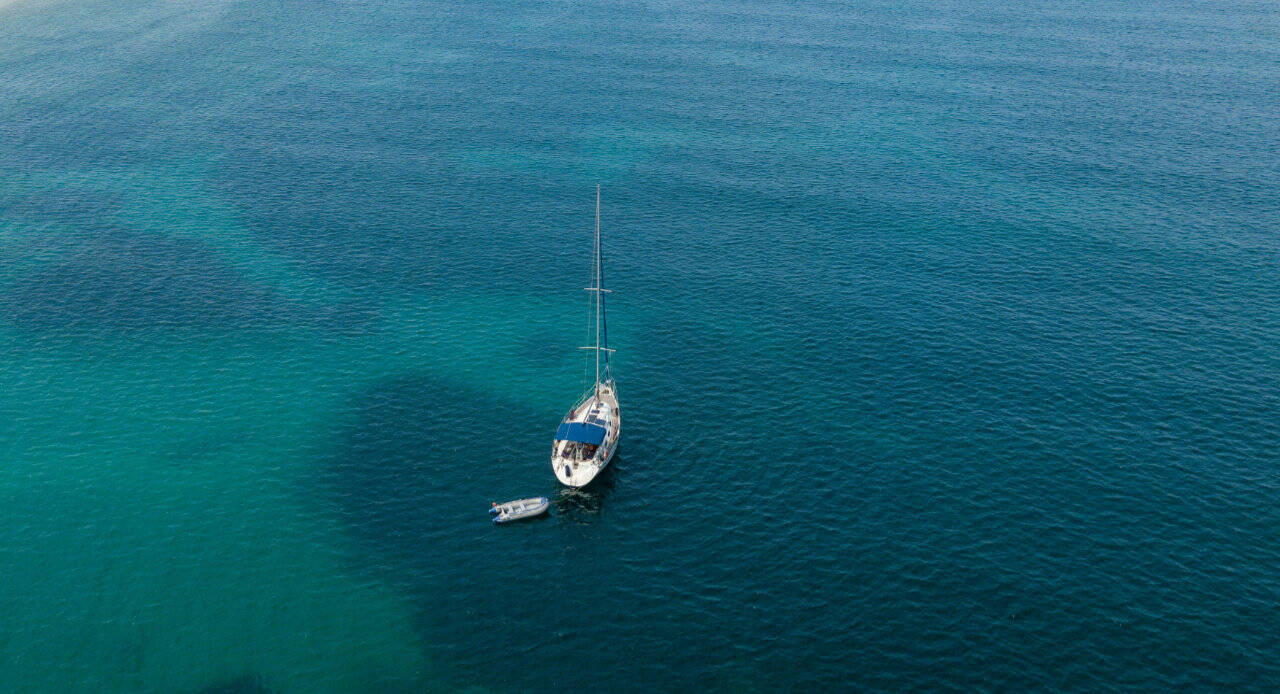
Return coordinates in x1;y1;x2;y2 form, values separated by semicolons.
2;0;1279;691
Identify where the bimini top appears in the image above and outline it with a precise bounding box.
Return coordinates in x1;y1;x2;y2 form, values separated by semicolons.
555;422;607;446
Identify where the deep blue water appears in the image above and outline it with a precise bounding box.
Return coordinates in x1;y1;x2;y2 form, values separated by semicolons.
2;0;1279;691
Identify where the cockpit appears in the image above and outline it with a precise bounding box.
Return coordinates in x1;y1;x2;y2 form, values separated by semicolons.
554;421;608;461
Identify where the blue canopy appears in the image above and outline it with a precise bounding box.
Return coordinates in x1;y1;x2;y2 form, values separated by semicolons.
555;422;607;445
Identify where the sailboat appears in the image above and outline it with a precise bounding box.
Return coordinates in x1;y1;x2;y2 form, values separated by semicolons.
552;185;620;488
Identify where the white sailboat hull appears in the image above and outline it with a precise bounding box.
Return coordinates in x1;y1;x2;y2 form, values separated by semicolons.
552;384;620;488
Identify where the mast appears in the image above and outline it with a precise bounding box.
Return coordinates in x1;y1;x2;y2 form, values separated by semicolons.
594;184;601;398
580;184;612;397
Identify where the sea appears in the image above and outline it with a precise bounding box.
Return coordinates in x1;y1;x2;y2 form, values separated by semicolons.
1;0;1278;691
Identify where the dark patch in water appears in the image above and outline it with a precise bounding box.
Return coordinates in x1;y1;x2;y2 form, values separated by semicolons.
0;226;378;336
210;146;590;298
0;188;123;229
317;375;624;691
318;375;558;560
1;227;288;333
192;674;274;694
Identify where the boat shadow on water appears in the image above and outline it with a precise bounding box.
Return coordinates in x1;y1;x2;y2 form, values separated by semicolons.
552;455;620;522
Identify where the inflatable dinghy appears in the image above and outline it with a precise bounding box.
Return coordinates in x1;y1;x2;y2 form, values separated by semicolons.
490;497;550;524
